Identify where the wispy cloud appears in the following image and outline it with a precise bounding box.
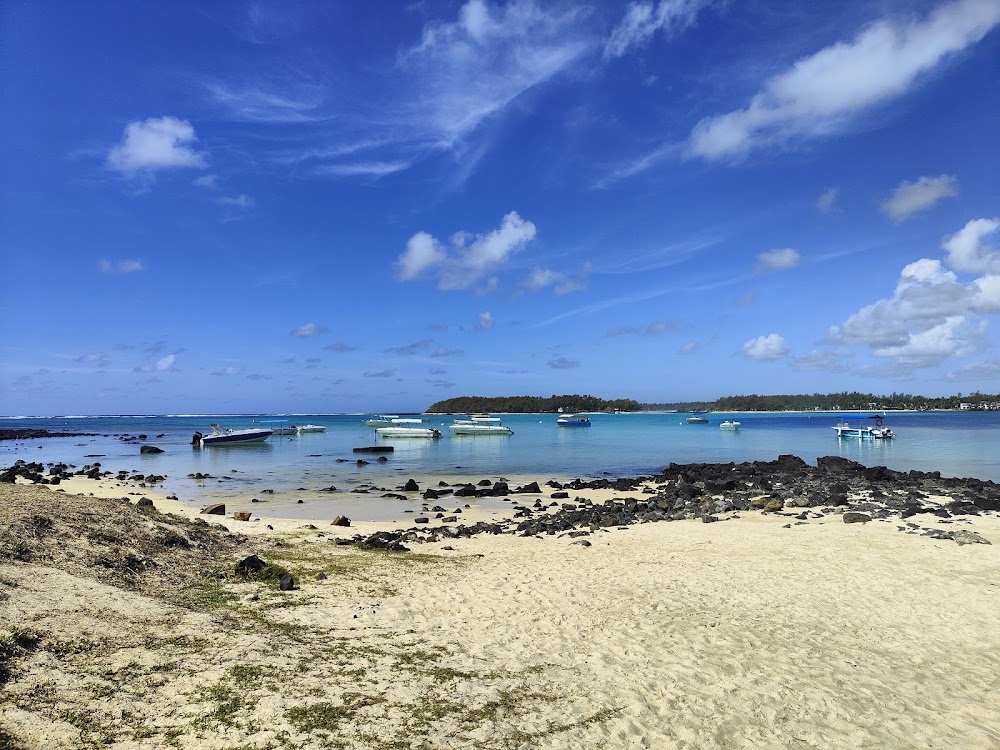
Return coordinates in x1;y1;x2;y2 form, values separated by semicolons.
364;368;397;378
325;341;356;353
386;339;434;356
756;248;800;273
211;366;243;376
205;81;326;124
607;321;677;337
817;187;839;214
99;259;144;274
107;116;206;174
688;0;1000;160
521;262;590;295
475;311;495;330
548;357;580;369
291;322;325;337
431;346;463;358
605;0;714;58
880;174;959;223
217;193;255;209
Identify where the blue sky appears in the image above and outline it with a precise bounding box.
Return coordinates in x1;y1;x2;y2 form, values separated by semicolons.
2;0;999;415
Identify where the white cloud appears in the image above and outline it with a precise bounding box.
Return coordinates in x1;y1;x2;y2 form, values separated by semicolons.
193;174;218;188
205;81;325;124
817;187;839;214
135;353;177;373
605;0;713;57
880;174;959;222
98;259;144;274
830;258;971;346
211;366;243;376
431;346;463;357
946;357;1000;380
396;211;537;290
756;247;800;273
476;311;495;330
396;232;448;281
680;340;698;354
313;161;411;178
942;217;1000;274
77;352;105;363
688;0;1000;159
107;116;206;174
830;216;1000;370
291;322;325;337
741;333;788;360
873;315;983;368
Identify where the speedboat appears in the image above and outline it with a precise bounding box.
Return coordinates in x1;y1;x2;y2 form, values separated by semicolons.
294;424;326;433
556;413;591;426
719;420;740;430
200;424;272;446
832;415;893;439
375;426;442;438
685;414;709;424
449;416;513;435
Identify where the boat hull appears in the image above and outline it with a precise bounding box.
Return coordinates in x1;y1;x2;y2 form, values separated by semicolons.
376;427;442;438
201;429;272;445
449;425;513;435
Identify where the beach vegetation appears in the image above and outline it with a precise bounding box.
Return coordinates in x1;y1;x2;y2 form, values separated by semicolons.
285;693;387;734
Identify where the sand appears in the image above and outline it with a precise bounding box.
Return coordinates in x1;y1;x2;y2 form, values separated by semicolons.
1;477;999;749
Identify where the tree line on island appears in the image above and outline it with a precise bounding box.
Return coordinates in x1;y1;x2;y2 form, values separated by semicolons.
643;391;1000;412
426;395;641;414
427;391;1000;414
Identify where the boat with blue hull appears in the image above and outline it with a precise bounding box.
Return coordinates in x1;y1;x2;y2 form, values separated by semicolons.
199;424;273;446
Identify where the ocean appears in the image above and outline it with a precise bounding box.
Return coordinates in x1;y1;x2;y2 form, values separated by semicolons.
3;411;999;518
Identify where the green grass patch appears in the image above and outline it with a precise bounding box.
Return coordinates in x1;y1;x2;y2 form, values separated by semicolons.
285;693;387;734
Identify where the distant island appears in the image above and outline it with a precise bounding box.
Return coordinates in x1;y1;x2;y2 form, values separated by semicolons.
427;391;1000;414
426;395;641;414
642;391;1000;412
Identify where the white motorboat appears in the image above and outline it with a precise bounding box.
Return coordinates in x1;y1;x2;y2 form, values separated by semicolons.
375;426;442;438
364;415;424;427
294;424;326;433
719;420;740;430
200;424;272;446
685;414;709;424
448;416;513;435
255;419;296;435
556;413;591;426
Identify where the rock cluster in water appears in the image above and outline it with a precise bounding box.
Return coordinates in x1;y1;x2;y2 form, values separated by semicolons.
343;454;999;551
0;459;166;487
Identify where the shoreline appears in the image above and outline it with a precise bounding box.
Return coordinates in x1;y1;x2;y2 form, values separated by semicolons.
1;459;998;749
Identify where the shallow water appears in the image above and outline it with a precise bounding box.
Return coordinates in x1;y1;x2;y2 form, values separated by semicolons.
3;411;998;518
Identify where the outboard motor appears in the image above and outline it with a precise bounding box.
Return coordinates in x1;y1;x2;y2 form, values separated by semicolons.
191;431;203;445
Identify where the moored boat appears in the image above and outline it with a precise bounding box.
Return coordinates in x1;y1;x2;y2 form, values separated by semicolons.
375;426;442;438
254;419;297;435
199;424;273;446
294;424;326;433
448;416;513;435
720;420;740;430
832;415;894;439
685;414;709;424
556;413;591;426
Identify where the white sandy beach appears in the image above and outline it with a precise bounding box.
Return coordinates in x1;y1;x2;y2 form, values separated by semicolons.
1;476;999;749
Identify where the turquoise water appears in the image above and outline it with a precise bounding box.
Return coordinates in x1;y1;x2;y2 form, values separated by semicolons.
3;412;999;512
